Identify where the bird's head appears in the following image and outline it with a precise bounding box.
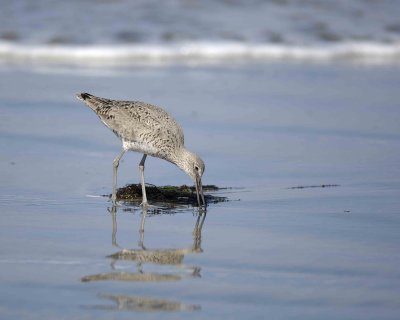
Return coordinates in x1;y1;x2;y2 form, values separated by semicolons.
177;149;206;209
184;152;205;182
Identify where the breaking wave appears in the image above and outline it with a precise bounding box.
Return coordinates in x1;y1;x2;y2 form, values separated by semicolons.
1;41;400;66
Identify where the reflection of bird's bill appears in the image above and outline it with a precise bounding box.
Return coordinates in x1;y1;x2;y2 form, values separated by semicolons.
195;176;206;209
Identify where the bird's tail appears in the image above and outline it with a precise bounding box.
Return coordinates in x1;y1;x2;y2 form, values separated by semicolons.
76;92;93;101
76;92;108;110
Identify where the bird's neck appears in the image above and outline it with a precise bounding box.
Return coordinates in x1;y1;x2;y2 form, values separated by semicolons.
171;147;193;178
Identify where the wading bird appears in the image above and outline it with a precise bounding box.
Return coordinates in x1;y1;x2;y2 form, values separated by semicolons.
77;93;206;208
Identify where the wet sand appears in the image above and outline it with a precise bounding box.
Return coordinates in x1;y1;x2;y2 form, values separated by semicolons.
0;62;400;319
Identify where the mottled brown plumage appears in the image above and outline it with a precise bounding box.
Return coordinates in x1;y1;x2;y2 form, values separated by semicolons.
77;93;206;208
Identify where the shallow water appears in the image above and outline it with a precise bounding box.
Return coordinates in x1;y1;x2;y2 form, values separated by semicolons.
1;63;400;319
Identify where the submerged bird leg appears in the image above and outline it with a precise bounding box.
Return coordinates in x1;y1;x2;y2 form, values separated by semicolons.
139;154;148;207
110;205;119;248
138;206;147;249
112;149;126;205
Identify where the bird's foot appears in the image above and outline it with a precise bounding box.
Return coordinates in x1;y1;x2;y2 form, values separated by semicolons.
111;195;118;206
107;205;118;215
110;202;119;210
140;201;149;208
140;202;159;211
196;206;207;214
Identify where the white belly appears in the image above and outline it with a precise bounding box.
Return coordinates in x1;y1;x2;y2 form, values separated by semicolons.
122;140;159;156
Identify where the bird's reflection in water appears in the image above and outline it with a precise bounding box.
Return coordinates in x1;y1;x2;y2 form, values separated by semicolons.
81;205;205;312
92;293;200;312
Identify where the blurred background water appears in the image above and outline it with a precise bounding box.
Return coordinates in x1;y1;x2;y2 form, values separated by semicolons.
1;1;400;319
1;0;400;64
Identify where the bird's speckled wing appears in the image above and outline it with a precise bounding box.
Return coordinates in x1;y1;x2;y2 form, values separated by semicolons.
80;93;184;157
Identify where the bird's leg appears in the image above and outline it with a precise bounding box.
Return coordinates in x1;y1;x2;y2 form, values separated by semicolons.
108;205;119;248
112;149;126;205
139;154;148;207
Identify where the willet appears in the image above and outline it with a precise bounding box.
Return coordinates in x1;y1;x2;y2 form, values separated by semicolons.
76;93;206;208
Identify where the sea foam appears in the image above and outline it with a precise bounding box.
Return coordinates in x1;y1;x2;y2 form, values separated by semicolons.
1;41;399;65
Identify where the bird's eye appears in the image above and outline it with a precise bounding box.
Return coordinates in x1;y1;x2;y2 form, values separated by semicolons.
194;166;199;172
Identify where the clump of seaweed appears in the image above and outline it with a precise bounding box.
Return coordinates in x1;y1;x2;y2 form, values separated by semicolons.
110;183;228;206
287;184;340;189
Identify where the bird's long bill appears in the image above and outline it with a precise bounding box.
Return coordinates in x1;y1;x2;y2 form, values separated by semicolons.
195;176;206;209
